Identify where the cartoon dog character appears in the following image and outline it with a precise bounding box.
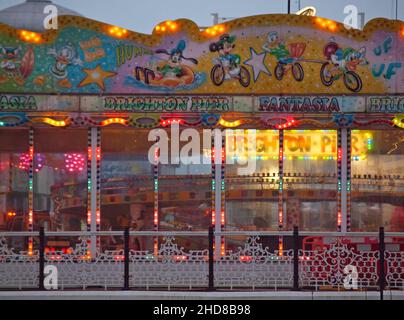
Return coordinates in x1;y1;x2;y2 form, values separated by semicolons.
134;40;198;87
154;40;198;79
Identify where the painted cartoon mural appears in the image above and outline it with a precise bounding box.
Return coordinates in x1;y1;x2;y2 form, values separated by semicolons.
209;34;251;87
0;14;403;95
262;31;305;81
0;45;34;86
129;39;204;90
321;40;368;92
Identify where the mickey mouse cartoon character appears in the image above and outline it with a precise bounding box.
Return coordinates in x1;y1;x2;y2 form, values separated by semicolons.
209;34;250;87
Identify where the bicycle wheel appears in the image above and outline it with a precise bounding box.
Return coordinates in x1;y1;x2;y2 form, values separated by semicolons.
292;63;304;81
320;62;334;86
238;66;251;87
275;63;285;80
210;64;225;86
343;71;362;92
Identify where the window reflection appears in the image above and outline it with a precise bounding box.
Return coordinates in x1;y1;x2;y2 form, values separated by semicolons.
225;130;279;232
283;130;337;231
101;129;154;251
351;130;404;232
158;129;211;250
0;129;29;233
33;128;88;232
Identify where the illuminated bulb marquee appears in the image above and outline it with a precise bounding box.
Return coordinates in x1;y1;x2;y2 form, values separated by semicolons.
155;20;178;33
226;130;373;159
19;30;42;43
204;24;226;37
108;26;128;38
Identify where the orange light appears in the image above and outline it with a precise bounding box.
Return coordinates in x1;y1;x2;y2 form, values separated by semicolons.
19;30;42;43
155;20;178;33
205;25;225;37
101;118;126;126
279;242;284;257
108;26;127;38
7;211;16;218
315;18;337;31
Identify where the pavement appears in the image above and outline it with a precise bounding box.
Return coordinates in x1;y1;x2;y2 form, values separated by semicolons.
0;290;403;300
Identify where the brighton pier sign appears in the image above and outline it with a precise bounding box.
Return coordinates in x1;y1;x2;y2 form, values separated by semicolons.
0;94;402;113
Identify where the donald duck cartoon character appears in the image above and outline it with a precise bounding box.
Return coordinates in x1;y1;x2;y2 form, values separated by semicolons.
262;31;293;64
48;44;82;79
48;44;82;88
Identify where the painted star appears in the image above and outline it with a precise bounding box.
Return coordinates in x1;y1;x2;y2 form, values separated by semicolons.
244;47;271;82
78;64;117;91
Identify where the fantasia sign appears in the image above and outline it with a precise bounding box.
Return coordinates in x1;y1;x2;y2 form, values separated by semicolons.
255;96;366;113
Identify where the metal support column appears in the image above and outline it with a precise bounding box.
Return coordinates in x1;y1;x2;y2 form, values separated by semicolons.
340;128;348;233
90;127;99;258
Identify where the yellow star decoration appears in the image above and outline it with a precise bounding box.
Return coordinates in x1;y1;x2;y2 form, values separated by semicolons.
78;64;117;91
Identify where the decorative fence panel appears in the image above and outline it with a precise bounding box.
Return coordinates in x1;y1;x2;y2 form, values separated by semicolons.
0;230;403;291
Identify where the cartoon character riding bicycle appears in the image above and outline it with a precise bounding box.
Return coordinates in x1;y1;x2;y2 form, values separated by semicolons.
209;34;250;87
321;41;368;92
262;31;306;82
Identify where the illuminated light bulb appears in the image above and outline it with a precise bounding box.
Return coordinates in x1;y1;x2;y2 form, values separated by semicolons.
19;30;42;43
108;26;127;38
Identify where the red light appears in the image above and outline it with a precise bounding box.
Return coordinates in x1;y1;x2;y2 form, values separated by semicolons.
338;148;342;161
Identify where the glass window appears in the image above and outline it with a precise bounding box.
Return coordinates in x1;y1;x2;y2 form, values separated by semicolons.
283;130;337;231
101;129;154;251
0;129;29;232
158;129;211;250
351;130;404;232
33;128;88;232
225;130;279;232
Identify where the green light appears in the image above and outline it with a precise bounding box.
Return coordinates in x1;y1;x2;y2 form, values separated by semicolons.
0;121;4;126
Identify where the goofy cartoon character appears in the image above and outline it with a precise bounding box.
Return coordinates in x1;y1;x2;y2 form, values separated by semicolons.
134;40;198;87
154;40;198;78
